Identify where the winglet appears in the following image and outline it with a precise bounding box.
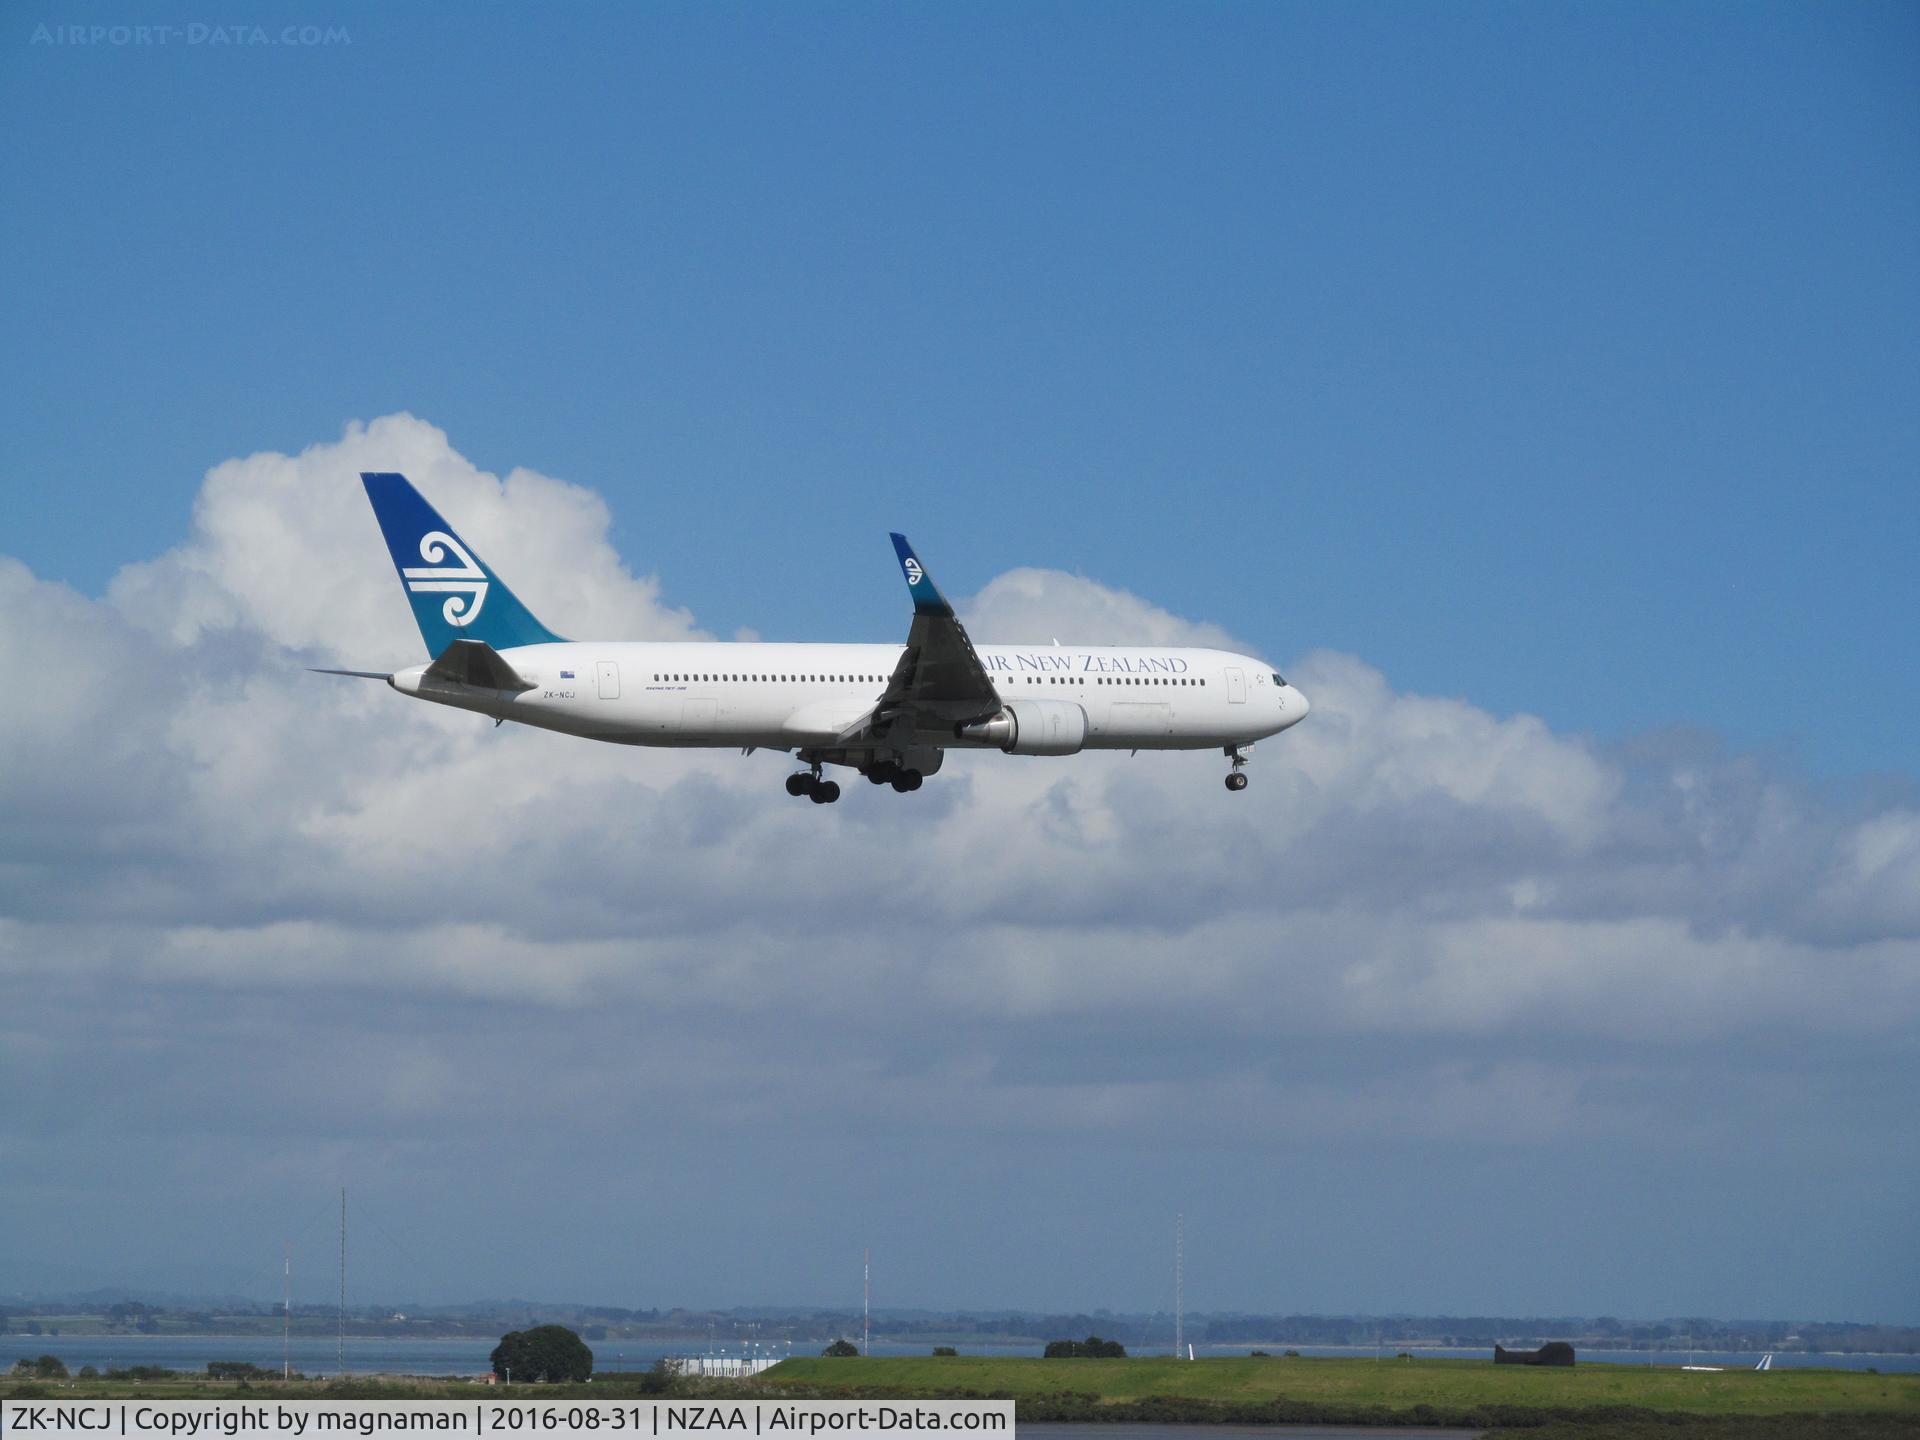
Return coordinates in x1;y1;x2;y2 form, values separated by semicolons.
889;533;954;617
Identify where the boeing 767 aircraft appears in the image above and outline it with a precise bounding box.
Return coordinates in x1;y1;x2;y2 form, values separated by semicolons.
317;472;1309;802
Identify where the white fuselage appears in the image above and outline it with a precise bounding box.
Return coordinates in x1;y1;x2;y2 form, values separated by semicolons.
391;641;1308;752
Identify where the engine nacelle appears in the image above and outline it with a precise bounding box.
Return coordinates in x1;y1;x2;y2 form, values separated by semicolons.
955;699;1088;756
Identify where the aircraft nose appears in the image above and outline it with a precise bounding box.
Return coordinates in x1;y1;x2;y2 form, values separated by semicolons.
1285;685;1310;726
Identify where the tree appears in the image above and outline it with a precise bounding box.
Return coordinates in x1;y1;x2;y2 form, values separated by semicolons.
1043;1336;1125;1359
210;1362;273;1381
12;1356;68;1379
931;1347;957;1357
490;1325;593;1384
821;1339;859;1357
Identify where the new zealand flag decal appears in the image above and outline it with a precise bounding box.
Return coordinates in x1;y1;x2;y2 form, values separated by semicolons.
560;669;575;679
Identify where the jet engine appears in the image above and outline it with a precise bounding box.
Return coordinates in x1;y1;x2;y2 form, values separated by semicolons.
955;699;1088;756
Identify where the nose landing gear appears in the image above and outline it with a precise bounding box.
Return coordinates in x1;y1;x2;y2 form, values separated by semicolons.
1224;744;1251;792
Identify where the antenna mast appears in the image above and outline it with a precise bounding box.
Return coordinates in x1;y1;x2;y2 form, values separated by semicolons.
862;1249;870;1357
1175;1213;1184;1359
338;1187;348;1378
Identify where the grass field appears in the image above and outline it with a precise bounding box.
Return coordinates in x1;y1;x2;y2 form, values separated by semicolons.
6;1355;1917;1433
761;1353;1920;1420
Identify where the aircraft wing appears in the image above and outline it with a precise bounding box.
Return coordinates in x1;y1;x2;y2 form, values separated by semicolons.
789;535;1000;750
819;535;999;747
877;534;1000;720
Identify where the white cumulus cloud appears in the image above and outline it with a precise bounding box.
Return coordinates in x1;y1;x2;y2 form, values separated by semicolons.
1;413;1916;1184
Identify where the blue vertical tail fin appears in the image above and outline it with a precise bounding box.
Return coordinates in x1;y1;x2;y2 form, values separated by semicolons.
361;472;565;656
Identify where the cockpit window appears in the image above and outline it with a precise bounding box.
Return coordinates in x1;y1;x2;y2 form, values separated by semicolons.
1272;672;1287;687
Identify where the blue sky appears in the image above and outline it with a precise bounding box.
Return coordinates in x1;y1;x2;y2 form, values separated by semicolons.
2;3;1917;1323
7;0;1917;770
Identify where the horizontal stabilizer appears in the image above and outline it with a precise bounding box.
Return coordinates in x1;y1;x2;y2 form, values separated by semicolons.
424;638;536;692
309;667;393;681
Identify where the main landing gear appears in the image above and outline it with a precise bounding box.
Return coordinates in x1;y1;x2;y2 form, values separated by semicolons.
785;766;842;804
864;759;924;793
1224;744;1251;792
788;749;933;800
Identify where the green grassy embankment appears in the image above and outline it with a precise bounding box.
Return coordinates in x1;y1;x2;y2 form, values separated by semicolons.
760;1353;1920;1426
7;1356;1918;1433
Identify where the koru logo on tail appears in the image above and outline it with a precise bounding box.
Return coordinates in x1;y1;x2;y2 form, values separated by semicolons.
402;530;488;626
903;557;924;587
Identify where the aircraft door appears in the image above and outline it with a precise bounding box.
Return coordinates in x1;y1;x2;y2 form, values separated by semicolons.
1225;666;1246;704
596;661;620;699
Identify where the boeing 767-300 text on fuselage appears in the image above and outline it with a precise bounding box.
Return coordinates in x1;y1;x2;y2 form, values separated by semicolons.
316;473;1309;802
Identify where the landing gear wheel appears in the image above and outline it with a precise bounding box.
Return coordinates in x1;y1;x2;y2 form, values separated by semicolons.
786;772;814;798
1224;743;1252;792
867;762;898;785
810;780;841;804
891;769;923;793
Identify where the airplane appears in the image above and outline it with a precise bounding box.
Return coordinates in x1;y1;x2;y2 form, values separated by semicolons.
315;472;1310;802
1682;1355;1774;1372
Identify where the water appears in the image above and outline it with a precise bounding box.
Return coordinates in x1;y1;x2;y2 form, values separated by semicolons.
0;1334;515;1378
2;1334;1913;1377
0;1336;1032;1378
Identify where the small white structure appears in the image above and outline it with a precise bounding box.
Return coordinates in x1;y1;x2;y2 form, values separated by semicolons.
665;1356;782;1379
